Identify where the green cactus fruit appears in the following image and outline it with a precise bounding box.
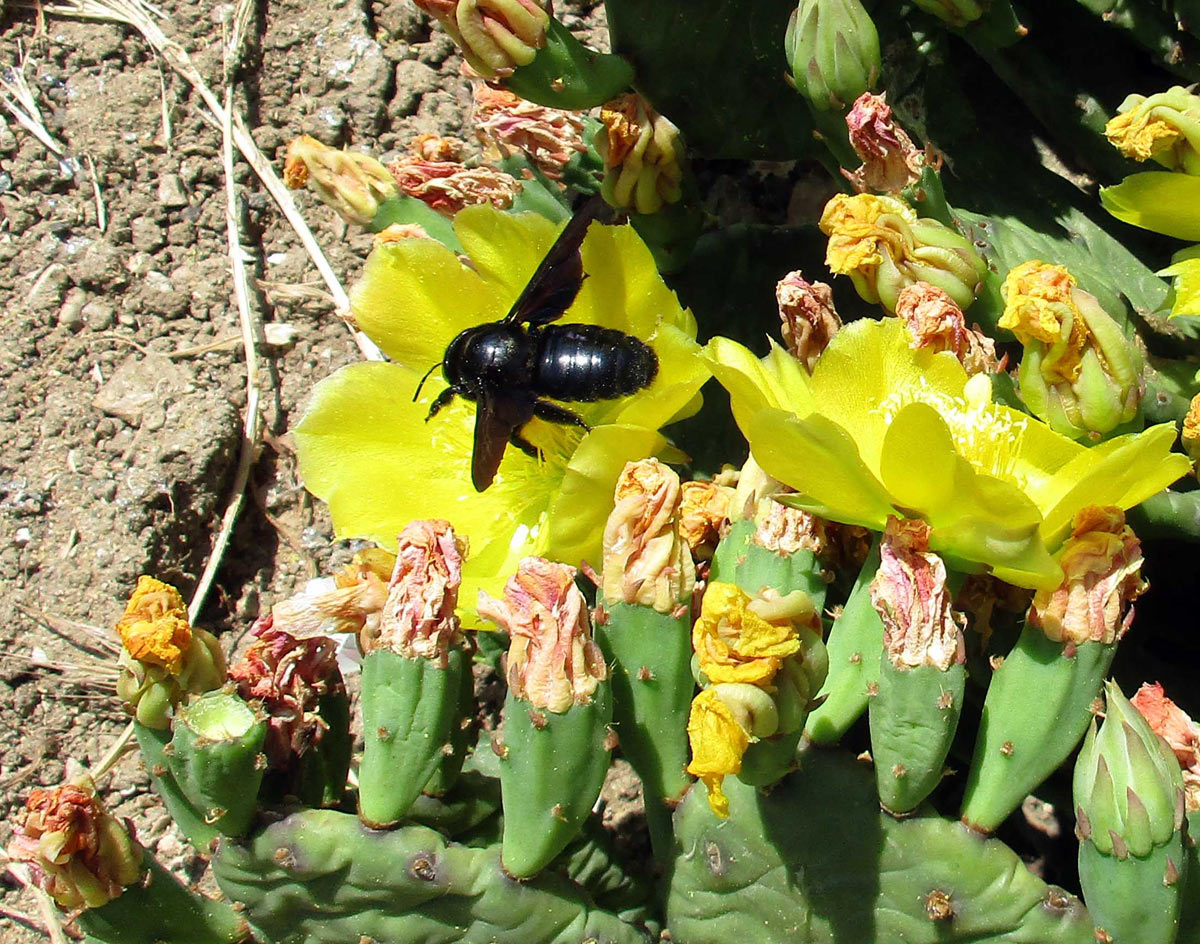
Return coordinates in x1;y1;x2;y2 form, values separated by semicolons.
668;747;1097;943
77;856;249;944
505;18;633;110
290;685;351;809
595;600;693;862
784;0;881;112
1074;681;1187;944
1179;809;1200;943
870;660;966;814
166;689;268;839
134;721;222;852
804;539;883;745
212;810;648;944
960;626;1117;832
498;682;614;878
358;647;469;828
709;518;828;614
423;653;476;797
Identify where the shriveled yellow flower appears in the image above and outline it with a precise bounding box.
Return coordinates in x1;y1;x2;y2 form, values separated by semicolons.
413;0;549;77
1183;393;1200;464
678;479;733;561
115;576;192;674
597;94;685;216
1105;87;1200;175
692;582;801;687
686;687;750;819
820;193;986;313
294;205;708;610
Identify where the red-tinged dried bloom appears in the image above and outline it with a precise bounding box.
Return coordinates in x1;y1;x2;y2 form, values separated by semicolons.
843;92;928;194
678;479;734;561
271;559;390;643
478;558;606;712
870;517;966;671
754;500;826;556
412;0;549;78
7;764;142;911
776;271;841;371
895;281;1003;376
602;459;695;613
1030;506;1146;646
1131;681;1200;811
283;135;400;227
388;154;523;217
597;93;685;216
372;519;467;665
229;615;343;769
473;84;586;181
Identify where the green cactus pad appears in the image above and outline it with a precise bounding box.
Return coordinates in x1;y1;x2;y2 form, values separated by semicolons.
211;810;648;944
709;519;828;613
667;748;1097;943
504;18;634;110
134;721;221;852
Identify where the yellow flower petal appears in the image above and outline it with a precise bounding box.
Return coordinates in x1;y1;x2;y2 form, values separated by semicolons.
1100;173;1200;241
1159;249;1200;319
686;688;752;819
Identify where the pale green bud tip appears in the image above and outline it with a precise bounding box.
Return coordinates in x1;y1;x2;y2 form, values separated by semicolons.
283;135;399;226
1105;86;1200;175
1073;681;1185;857
6;762;143;911
785;0;881;112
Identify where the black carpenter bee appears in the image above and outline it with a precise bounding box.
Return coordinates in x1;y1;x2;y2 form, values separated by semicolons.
417;200;659;492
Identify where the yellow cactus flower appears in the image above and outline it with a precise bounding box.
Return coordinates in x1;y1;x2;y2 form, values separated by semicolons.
692;582;802;687
705;317;1189;590
1105;87;1200;175
294;205;708;611
115;576;192;674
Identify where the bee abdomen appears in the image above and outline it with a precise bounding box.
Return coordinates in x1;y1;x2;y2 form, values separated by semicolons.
535;325;658;402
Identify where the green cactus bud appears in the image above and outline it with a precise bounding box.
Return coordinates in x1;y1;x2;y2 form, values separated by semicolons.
820;193;987;314
962;508;1146;832
1074;681;1187;944
1000;261;1145;441
597;94;687;217
1106;86;1200;175
784;0;881;112
909;0;984;27
867;518;967;814
212;810;647;944
359;520;471;828
167;689;267;839
804;537;883;745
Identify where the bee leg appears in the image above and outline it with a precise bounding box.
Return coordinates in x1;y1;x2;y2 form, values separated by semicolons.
425;386;460;421
532;400;591;432
509;430;541;460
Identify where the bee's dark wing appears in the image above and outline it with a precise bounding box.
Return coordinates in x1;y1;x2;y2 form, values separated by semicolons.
471;389;535;492
503;199;601;329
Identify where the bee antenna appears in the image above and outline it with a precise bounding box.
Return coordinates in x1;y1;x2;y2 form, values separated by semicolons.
412;361;443;403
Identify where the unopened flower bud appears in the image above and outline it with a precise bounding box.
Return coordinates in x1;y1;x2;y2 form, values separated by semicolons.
412;0;549;78
601;459;695;613
1182;393;1200;465
283;135;399;227
1030;506;1146;647
387;151;523;217
820;193;986;313
909;0;984;26
843;93;926;194
1131;682;1200;812
692;582;803;688
371;519;466;665
776;271;841;370
678;479;734;561
896;281;1003;375
479;558;606;712
870;517;966;671
1105;86;1200;175
7;763;143;910
228;615;344;771
731;454;786;524
473;84;586;181
114;577;224;729
597;94;685;216
1000;260;1145;440
686;683;776;819
784;0;880;112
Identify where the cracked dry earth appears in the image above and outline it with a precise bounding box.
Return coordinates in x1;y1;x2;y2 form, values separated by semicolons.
0;0;630;940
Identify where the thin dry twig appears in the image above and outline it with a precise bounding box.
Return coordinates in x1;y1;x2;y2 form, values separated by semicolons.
13;603;120;657
83;154;107;232
0;45;67;157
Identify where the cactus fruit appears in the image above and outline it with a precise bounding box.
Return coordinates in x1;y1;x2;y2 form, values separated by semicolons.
212;810;647;944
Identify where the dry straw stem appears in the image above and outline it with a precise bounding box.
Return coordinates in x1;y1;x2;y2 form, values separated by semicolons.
0;44;67;157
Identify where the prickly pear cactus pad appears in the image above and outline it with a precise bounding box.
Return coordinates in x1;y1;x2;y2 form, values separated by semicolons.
667;749;1096;944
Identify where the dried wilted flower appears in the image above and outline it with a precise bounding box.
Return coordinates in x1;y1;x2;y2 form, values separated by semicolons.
412;0;549;78
843;92;927;194
754;501;826;556
283;135;399;227
692;582;802;688
776;271;841;371
895;281;1002;375
597;93;685;215
387;152;523;217
478;557;607;712
678;479;734;561
1131;681;1200;811
473;84;586;181
271;557;390;644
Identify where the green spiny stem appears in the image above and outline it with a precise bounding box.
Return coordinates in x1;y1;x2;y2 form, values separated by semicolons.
1071;0;1200;81
167;689;267;839
133;722;220;853
498;682;613;878
1177;810;1200;943
423;657;477;797
902;165;955;228
370;196;461;249
77;855;249;944
505;18;634;110
212;810;649;944
594;600;693;866
1078;840;1186;944
804;538;883;745
960;628;1118;832
358;647;469;828
709;519;828;614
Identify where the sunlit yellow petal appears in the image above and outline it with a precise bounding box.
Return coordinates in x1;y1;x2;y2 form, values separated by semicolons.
606;323;707;429
705;337;816;429
1159;250;1200;319
454;204;560;301
1100;172;1200;241
351;237;502;369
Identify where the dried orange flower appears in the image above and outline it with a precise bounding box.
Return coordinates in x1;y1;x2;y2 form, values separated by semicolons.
473;85;586;181
843;92;927;194
895;281;1002;375
776;271;841;371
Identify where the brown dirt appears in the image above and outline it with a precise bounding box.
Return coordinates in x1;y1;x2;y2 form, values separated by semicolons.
0;0;612;939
